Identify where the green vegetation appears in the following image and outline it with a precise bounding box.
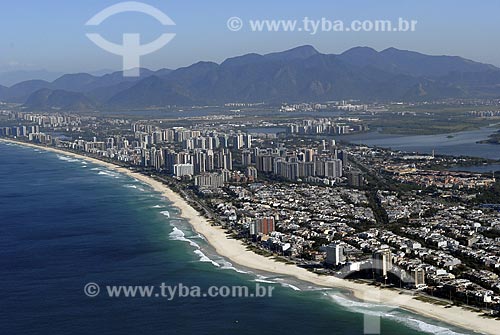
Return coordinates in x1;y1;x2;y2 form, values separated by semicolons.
475;180;500;204
479;131;500;144
350;106;500;136
246;245;273;257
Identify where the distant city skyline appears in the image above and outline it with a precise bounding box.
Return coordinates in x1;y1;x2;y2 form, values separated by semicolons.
1;0;500;73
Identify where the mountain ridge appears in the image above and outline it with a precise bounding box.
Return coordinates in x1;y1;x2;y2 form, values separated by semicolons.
1;46;499;110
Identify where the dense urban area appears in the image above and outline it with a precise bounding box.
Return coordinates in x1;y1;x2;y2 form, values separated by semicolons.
2;103;500;315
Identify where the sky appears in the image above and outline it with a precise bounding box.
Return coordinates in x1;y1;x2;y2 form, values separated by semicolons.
1;0;499;73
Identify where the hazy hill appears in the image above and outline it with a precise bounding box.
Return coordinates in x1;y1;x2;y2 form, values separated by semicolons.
1;46;499;109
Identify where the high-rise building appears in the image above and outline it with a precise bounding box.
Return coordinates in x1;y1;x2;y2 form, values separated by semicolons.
194;150;212;174
174;164;194;177
338;150;349;165
373;248;392;278
194;173;225;189
347;170;364;187
218;135;229;148
410;268;426;287
216;149;232;170
106;137;115;149
164;150;178;174
150;147;164;170
324;159;343;178
325;243;346;266
304;148;316;162
256;155;274;172
241;150;252;167
246;166;258;180
244;134;252;148
233;133;245;149
250;217;275;235
302;161;316;177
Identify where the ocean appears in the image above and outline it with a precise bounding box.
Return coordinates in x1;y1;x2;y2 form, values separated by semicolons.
0;142;476;335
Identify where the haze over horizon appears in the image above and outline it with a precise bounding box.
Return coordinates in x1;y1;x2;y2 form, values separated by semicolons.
1;44;498;88
1;0;500;74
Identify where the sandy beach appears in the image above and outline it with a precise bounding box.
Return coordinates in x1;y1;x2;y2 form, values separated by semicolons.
2;138;497;334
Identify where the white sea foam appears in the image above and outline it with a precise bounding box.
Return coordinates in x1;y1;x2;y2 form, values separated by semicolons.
280;283;301;291
168;225;226;269
90;167;100;171
329;294;398;313
402;318;468;335
152;205;164;208
254;278;277;284
251;274;277;284
160;210;170;218
187;233;206;241
195;233;206;241
123;184;145;191
98;170;119;178
169;226;188;239
168;220;182;226
193;250;221;267
328;294;467;335
168;227;200;249
56;155;80;163
307;286;331;291
218;259;249;274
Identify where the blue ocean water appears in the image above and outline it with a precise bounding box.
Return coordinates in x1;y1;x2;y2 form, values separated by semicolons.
0;142;475;335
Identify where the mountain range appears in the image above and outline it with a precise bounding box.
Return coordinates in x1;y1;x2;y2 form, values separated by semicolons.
2;45;500;110
0;70;64;87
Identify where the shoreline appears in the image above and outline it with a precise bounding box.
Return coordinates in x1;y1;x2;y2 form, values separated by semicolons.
1;138;497;335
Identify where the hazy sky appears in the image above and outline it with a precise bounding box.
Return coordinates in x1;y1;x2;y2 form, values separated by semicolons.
1;0;499;73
